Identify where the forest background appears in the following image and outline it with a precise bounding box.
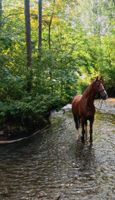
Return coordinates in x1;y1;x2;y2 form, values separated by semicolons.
0;0;115;136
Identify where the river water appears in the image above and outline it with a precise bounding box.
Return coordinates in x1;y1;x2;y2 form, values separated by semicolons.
0;100;115;200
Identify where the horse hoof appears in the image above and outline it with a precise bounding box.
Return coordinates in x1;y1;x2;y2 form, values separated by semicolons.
81;136;85;143
89;139;93;143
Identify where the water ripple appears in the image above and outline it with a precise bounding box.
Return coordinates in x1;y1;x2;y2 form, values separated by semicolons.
0;100;115;200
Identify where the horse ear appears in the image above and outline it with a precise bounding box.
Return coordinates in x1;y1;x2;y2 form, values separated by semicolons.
100;76;104;83
100;76;103;80
96;76;99;81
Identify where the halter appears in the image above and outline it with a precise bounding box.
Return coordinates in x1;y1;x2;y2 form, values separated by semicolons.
99;88;105;93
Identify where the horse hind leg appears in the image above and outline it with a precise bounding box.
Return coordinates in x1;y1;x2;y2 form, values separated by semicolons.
74;116;80;139
81;119;87;142
84;120;88;140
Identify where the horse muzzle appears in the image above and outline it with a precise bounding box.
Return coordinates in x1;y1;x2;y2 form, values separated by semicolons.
100;90;108;100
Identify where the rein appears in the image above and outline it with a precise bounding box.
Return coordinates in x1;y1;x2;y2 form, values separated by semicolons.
98;99;103;109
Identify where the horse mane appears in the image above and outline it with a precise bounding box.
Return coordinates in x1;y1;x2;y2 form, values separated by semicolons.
82;82;94;98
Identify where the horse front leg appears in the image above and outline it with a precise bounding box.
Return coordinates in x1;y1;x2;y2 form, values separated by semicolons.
89;118;94;142
84;120;88;140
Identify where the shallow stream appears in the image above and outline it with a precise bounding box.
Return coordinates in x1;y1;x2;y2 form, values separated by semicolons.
0;99;115;200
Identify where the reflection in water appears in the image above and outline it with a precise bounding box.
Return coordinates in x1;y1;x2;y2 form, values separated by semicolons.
0;103;115;200
75;141;96;171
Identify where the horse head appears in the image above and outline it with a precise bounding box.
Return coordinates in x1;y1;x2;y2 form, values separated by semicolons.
93;76;108;100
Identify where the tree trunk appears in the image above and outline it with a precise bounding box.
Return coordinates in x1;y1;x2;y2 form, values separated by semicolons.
48;0;55;49
0;0;2;28
38;0;42;55
24;0;32;92
24;0;32;68
48;13;53;49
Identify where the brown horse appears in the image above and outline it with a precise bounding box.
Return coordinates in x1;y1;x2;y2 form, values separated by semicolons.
72;77;108;142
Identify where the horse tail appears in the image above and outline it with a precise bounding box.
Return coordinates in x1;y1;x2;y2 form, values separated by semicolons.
74;115;80;130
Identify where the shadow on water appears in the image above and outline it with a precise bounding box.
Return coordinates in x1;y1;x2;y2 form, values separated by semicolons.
75;141;96;171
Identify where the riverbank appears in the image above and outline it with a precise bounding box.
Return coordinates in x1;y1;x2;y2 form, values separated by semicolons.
0;98;114;144
0;108;50;144
0;94;54;143
61;98;115;115
94;98;115;114
0;92;71;143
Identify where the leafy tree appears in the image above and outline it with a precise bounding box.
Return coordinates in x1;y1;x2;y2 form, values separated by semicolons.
0;0;114;137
